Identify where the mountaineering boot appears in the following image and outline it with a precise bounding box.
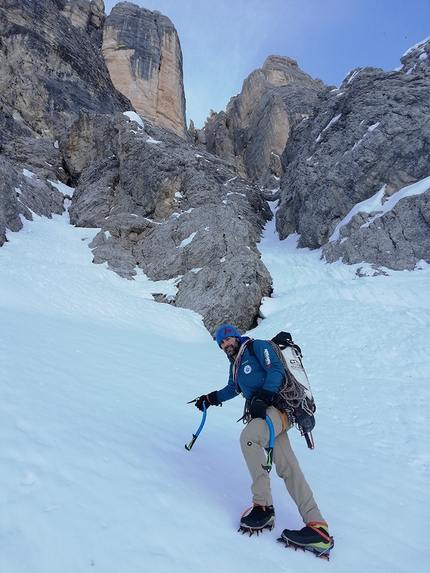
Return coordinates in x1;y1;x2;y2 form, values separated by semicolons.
279;522;334;559
239;504;275;535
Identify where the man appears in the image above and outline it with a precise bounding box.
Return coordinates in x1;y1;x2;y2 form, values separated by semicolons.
195;324;333;558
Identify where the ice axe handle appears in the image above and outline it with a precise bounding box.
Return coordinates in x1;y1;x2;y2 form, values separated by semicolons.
262;414;275;472
185;402;207;451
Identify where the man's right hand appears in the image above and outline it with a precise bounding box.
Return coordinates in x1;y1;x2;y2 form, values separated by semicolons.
195;391;220;411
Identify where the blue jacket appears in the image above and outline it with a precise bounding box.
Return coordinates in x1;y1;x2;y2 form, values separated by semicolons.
216;338;285;403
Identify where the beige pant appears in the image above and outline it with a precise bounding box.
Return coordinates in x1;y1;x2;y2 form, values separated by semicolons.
239;406;325;525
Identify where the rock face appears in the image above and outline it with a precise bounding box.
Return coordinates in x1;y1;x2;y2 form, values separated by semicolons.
0;0;131;245
1;0;429;336
102;3;187;138
0;0;131;139
62;111;272;333
323;179;430;271
190;56;325;188
276;38;430;271
62;0;106;46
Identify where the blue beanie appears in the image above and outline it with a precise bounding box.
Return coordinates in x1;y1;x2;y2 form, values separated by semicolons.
216;324;241;346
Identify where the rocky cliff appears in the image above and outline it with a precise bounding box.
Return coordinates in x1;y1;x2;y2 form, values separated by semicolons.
0;0;272;335
1;0;429;338
0;0;131;245
62;109;272;333
102;2;187;138
276;38;430;271
190;56;326;188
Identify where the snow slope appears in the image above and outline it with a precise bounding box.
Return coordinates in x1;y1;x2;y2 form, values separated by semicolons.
0;208;429;572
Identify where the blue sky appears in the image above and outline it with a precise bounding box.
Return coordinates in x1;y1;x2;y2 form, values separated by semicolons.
103;1;430;127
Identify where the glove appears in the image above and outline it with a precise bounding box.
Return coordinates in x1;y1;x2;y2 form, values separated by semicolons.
195;391;220;411
249;389;277;419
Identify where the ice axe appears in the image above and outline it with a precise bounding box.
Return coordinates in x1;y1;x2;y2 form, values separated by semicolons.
262;414;275;472
185;400;207;451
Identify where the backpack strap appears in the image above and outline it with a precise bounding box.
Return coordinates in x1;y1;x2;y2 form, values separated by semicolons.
247;340;255;358
232;339;253;392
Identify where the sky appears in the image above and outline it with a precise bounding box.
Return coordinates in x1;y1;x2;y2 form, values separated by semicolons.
0;170;429;571
103;0;430;127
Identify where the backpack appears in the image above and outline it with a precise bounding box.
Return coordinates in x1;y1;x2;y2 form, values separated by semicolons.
247;331;316;449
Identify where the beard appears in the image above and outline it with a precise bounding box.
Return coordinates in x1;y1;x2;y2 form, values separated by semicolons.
223;338;240;358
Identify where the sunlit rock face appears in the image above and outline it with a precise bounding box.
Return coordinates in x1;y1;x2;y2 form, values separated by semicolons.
102;3;187;138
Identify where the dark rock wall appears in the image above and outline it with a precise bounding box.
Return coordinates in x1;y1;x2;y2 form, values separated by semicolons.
62;110;273;333
0;0;130;137
0;0;131;245
276;38;430;270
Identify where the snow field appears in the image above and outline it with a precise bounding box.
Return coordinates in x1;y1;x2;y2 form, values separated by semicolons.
0;212;429;572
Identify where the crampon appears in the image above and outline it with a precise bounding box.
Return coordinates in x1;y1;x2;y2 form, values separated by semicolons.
238;522;275;536
238;504;275;536
277;537;333;560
